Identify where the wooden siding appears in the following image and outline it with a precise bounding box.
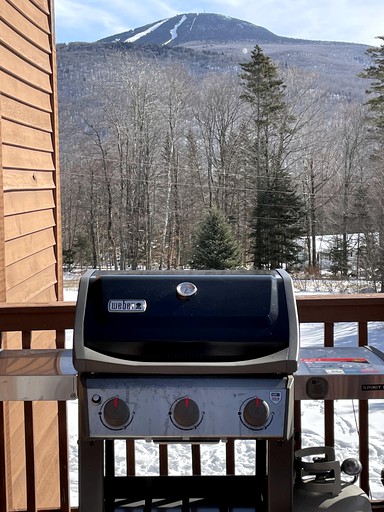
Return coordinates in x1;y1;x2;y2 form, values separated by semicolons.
0;0;63;509
0;95;5;303
0;0;62;304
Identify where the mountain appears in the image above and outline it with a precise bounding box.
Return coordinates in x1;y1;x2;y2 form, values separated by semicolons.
99;12;300;46
57;13;372;105
94;12;370;99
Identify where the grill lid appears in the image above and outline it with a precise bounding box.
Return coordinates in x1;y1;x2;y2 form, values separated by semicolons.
73;269;299;375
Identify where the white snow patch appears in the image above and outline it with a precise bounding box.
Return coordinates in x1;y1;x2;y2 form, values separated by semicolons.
164;14;187;45
190;14;199;31
124;19;169;43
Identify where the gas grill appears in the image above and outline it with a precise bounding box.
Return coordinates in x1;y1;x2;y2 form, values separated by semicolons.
73;269;299;512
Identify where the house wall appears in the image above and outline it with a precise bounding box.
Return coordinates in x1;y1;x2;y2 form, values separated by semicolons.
0;0;63;508
0;0;62;305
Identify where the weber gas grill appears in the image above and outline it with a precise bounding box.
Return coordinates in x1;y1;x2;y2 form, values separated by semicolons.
73;269;299;512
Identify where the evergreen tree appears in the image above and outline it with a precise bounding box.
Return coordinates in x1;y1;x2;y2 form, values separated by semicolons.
239;45;289;178
360;37;384;290
329;235;351;277
251;170;305;269
239;45;304;269
359;37;384;131
189;208;242;269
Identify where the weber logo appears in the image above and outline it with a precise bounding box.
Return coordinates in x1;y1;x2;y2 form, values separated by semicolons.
108;299;147;312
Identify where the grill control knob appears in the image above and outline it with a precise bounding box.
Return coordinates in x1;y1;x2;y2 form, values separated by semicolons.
171;397;200;428
242;397;270;428
103;397;130;428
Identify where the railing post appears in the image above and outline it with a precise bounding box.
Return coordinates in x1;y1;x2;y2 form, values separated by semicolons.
56;328;71;512
58;401;71;512
358;321;370;495
0;402;8;512
191;444;201;475
24;401;37;512
22;331;37;512
324;323;335;448
126;440;136;476
359;400;370;495
159;444;169;476
226;439;235;475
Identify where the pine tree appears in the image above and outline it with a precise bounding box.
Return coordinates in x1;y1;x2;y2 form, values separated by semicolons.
239;45;289;178
360;37;384;290
359;37;384;131
239;45;305;269
329;235;352;277
189;208;242;270
251;170;305;269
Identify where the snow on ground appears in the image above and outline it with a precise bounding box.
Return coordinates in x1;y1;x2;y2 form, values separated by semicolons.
63;287;384;506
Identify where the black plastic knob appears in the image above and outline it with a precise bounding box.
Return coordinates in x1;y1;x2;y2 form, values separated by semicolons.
103;397;130;427
242;397;270;428
172;397;200;428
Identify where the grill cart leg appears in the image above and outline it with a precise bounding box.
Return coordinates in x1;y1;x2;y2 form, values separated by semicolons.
78;438;104;512
268;438;294;512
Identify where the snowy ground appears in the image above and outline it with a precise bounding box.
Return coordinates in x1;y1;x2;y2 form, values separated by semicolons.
63;287;384;506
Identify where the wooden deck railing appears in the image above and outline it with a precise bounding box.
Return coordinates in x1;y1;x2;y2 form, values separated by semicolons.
1;294;384;511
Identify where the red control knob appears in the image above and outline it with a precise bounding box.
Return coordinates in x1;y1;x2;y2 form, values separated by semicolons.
172;397;200;428
103;397;130;428
242;397;270;428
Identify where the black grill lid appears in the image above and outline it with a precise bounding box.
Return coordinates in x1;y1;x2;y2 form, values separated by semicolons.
73;269;299;375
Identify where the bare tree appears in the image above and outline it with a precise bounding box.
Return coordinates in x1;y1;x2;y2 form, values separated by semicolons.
327;103;369;276
156;63;193;268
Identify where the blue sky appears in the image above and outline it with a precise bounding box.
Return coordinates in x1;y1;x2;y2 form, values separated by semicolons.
54;0;384;46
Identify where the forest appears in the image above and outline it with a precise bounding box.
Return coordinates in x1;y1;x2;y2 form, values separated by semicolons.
57;40;384;287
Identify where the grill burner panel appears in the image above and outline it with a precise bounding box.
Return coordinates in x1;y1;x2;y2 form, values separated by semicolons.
81;375;294;440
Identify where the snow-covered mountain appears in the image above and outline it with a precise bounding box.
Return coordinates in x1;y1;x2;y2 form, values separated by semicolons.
99;12;306;46
58;12;370;104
